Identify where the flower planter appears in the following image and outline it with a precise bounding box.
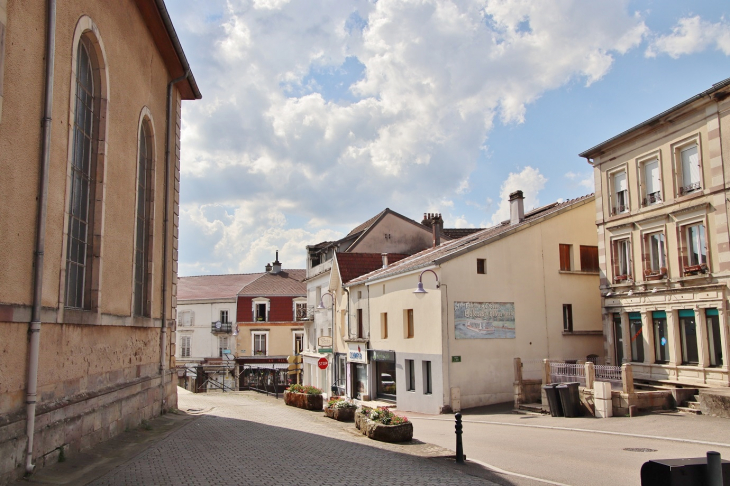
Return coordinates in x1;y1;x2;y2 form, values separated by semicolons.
331;407;355;422
359;417;413;442
284;391;323;411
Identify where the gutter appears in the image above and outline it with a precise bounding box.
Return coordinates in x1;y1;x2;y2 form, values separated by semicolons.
579;77;730;159
152;0;202;100
160;69;191;413
26;0;56;474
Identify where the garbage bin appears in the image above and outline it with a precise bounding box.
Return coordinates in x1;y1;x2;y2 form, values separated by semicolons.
543;383;563;417
641;456;730;486
557;382;581;417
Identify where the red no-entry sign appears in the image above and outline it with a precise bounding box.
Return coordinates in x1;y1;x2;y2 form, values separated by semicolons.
318;357;328;370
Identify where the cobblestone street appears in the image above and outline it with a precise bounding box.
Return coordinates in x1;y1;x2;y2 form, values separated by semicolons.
85;390;504;486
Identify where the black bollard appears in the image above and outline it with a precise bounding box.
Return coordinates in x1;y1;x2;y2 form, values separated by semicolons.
707;451;723;486
455;412;464;464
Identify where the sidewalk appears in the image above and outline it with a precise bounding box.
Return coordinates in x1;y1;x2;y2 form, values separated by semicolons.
16;390;519;486
407;402;730;447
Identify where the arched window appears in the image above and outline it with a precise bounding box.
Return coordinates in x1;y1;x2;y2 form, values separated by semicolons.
134;120;154;316
65;35;99;309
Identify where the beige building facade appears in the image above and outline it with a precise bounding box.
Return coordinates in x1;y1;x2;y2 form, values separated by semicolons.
346;193;604;413
580;78;730;388
0;0;200;481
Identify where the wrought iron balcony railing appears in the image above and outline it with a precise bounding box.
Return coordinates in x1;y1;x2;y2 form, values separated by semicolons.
211;321;233;333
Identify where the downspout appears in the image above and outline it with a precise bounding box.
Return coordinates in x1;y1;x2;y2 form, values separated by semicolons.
160;69;190;412
26;0;56;474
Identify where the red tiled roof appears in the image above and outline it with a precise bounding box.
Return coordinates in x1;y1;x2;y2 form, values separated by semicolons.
336;253;409;284
177;273;263;301
238;269;306;296
346;194;595;286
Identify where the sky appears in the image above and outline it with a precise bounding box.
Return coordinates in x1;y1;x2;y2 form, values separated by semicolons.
166;0;730;276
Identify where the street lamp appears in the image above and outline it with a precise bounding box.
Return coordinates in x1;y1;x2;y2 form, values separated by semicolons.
413;269;440;293
317;292;336;397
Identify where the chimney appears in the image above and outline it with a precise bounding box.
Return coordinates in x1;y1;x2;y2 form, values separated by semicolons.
265;262;272;273
421;213;433;227
509;190;525;225
271;251;282;274
381;253;388;268
431;213;443;247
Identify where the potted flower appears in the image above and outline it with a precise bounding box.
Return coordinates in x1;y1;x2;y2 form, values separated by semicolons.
284;384;323;410
324;397;357;421
356;406;412;443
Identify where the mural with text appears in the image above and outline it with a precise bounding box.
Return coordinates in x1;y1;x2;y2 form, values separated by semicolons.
454;301;515;339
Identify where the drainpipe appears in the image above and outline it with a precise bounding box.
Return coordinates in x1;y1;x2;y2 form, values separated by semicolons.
26;0;56;474
160;69;190;412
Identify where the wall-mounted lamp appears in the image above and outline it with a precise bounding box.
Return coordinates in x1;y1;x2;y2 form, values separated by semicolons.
317;292;335;309
414;269;440;294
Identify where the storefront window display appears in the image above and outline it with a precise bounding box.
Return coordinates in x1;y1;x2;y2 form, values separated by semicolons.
678;310;699;365
351;363;367;400
653;311;668;363
706;309;723;367
369;350;396;400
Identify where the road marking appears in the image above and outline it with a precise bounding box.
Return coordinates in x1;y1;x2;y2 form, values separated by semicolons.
410;416;730;448
466;458;572;486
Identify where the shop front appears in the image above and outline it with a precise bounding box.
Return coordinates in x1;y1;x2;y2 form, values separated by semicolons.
368;350;396;402
346;341;369;400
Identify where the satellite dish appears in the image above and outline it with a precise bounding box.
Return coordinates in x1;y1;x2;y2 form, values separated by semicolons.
215;321;222;329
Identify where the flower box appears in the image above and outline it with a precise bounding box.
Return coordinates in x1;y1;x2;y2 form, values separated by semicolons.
356;406;412;442
324;406;355;422
284;390;323;411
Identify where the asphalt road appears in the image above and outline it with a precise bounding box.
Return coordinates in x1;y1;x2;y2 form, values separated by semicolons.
408;405;730;486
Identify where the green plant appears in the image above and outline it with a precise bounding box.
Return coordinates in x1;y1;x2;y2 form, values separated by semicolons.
141;420;152;431
287;384;323;395
57;446;66;463
366;406;409;425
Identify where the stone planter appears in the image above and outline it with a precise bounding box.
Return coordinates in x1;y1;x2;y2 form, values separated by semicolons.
356;416;413;442
284;391;323;411
324;406;356;422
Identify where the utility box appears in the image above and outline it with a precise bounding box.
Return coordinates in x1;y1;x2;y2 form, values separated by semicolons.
641;457;730;485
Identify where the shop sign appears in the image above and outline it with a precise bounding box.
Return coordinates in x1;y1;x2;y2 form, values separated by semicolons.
452;356;462;362
318;336;333;348
348;343;367;363
318;348;332;354
368;350;395;362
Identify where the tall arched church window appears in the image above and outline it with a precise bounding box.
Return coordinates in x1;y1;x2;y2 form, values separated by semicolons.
134;121;153;316
65;35;98;309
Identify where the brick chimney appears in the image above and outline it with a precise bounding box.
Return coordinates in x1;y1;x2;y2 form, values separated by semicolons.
509;190;525;225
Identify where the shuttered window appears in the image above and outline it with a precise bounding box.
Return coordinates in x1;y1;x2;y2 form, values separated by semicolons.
559;244;572;271
580;246;599;273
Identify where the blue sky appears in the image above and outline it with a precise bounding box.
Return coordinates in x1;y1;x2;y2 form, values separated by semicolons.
167;0;730;275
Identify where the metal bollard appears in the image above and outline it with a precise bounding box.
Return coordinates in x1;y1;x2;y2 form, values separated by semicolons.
455;412;464;464
707;451;723;486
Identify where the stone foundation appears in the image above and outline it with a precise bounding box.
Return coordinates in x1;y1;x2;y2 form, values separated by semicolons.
0;371;176;485
700;388;730;418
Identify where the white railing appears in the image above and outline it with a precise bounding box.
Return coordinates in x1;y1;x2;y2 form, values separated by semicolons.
550;362;586;386
595;365;622;382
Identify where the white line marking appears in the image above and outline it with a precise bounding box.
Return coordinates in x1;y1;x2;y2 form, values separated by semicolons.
410;416;730;448
466;457;573;486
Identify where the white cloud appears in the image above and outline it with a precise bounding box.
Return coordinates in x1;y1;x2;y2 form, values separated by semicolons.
565;171;595;191
489;166;547;225
646;16;730;58
170;0;649;273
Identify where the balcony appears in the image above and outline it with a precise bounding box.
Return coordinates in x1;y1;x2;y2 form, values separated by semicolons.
642;192;662;207
211;321;233;333
679;182;701;196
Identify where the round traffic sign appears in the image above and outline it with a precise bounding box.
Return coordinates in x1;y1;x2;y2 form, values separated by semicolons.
318;357;328;370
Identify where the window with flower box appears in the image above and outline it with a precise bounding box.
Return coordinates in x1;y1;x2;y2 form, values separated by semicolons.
641;158;662;207
677;144;701;196
643;232;666;280
612;238;632;283
680;222;707;275
611;171;629;215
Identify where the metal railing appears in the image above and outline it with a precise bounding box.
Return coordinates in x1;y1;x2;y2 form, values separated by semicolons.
211;321;233;333
238;365;292;398
521;359;546;381
550;362;586;386
595;365;622;382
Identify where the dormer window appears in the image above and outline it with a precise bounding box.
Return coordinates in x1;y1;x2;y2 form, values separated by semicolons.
611;171;629;215
641;158;662;206
678;144;701;195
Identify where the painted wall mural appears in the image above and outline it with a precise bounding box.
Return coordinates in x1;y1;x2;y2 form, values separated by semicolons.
454;301;515;339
